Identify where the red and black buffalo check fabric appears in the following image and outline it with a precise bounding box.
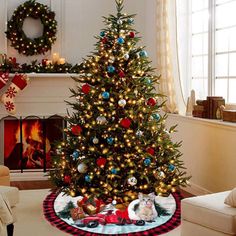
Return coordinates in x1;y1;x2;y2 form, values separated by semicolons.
43;190;182;236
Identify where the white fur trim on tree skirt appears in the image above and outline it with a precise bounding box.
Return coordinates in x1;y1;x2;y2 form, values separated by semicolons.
54;192;177;235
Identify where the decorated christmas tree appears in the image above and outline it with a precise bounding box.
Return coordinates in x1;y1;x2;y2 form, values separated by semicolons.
50;0;190;203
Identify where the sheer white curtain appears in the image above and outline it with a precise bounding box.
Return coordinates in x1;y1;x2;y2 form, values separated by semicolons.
156;0;186;114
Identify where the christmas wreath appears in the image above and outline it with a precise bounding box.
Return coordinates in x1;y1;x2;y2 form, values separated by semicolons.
5;0;57;56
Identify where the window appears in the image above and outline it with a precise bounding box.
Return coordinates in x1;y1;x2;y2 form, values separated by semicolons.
178;0;236;103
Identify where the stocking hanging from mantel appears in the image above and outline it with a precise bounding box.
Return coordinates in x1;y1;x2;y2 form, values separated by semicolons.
0;73;30;115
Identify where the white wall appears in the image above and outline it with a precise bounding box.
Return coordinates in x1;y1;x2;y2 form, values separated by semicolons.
0;0;157;66
166;114;236;194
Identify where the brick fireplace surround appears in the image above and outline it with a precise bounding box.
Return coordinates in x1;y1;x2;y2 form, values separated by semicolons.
0;73;76;180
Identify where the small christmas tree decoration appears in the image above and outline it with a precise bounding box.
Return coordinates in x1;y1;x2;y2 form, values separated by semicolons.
117;37;125;44
72;151;79;159
85;175;91;182
144;158;151;166
0;72;9;90
64;175;71;184
120;118;131;129
107;137;114;145
102;37;108;44
147;98;157;106
77;163;88;173
96;157;107;167
136;130;143;137
71;125;82;135
129;32;135;38
139;50;148;58
168;164;176;172
152;113;160;121
102;91;110;99
124;53;129;60
81;83;91;94
100;31;106;37
96;116;107;125
127;176;137;186
92;137;99;144
118;99;127;107
118;71;125;78
111;168;118;174
107;65;115;73
127;18;134;24
147;147;155;156
1;73;29;115
117;19;123;25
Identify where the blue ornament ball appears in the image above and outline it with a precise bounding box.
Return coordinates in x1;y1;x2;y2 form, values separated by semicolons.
117;37;125;44
144;158;151;166
85;175;91;182
107;137;114;145
108;65;115;73
145;78;152;85
102;91;110;99
100;31;105;37
72;151;79;159
169;164;175;172
128;18;134;24
139;50;148;58
152;113;160;121
111;168;118;174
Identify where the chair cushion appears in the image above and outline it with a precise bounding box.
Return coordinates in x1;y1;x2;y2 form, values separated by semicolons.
225;188;236;208
182;191;236;235
0;186;19;207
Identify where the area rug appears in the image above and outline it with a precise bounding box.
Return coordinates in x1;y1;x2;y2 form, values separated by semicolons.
43;191;182;236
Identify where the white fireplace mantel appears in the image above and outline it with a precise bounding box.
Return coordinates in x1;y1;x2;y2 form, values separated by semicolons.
0;74;77;118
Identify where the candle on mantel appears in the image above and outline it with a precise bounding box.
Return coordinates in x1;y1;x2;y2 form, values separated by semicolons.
52;52;60;64
46;60;52;66
58;58;66;65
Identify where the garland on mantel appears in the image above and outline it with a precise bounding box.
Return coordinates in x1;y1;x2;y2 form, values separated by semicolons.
0;57;80;74
5;0;57;56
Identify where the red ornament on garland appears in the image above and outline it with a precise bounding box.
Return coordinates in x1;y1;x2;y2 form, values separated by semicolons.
120;118;132;129
147;147;155;156
129;32;135;38
81;83;91;94
118;71;125;78
71;125;82;135
147;98;157;106
96;157;107;167
64;175;71;184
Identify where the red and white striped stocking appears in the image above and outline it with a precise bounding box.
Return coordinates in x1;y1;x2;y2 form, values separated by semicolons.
1;74;29;114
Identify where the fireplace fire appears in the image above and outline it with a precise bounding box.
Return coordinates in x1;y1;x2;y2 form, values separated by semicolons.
3;115;65;172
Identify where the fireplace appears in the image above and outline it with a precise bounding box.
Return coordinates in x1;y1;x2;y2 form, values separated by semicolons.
1;115;66;173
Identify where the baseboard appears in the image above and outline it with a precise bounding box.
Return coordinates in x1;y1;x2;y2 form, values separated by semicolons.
181;182;212;196
10;171;49;181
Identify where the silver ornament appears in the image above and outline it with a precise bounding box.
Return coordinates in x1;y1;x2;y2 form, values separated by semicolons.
93;137;99;144
136;130;143;137
96;116;107;125
108;56;115;64
117;19;123;25
127;176;137;186
124;53;129;60
77;163;88;173
118;99;127;107
112;200;117;205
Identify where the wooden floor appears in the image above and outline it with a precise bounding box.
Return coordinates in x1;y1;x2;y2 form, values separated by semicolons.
11;180;194;198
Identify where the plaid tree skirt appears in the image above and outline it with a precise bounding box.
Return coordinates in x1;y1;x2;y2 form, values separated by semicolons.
43;191;182;236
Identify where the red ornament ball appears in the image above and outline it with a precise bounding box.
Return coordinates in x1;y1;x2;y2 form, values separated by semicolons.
97;157;107;167
129;32;135;38
147;147;155;156
102;37;108;44
82;83;91;94
71;125;82;135
119;71;125;78
64;175;71;184
147;98;157;106
120;118;132;129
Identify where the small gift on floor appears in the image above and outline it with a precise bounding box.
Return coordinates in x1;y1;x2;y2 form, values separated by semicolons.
70;207;85;220
77;196;105;215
